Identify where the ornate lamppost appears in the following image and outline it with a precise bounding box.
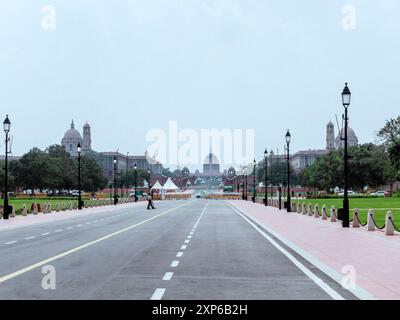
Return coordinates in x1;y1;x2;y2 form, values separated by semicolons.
341;83;351;228
134;163;138;202
3;115;11;219
113;157;118;205
77;143;82;210
285;130;291;212
264;149;268;206
252;159;256;203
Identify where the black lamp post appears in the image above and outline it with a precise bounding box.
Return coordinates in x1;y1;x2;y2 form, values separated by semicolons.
252;159;256;203
341;82;351;228
285;130;291;212
77;143;82;210
270;150;273;201
113;157;118;205
125;152;129;198
134;164;138;202
3;115;11;219
147;168;151;192
264;149;268;206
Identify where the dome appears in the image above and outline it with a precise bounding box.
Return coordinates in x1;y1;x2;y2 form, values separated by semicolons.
203;153;219;165
63;120;82;140
335;126;358;148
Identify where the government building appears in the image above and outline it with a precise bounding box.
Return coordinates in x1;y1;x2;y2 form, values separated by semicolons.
61;120;163;182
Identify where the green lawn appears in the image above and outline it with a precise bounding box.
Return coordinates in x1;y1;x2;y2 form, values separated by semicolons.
293;197;400;227
8;198;110;214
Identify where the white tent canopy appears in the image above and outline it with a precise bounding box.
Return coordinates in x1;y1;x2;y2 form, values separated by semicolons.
151;181;163;190
163;177;180;191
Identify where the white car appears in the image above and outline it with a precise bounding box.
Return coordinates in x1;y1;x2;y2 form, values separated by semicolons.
338;190;356;196
371;191;389;197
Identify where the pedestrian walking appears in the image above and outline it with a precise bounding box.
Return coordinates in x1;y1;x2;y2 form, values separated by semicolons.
147;194;155;210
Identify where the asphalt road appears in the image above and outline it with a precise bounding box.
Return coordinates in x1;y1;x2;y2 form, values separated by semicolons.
0;200;356;300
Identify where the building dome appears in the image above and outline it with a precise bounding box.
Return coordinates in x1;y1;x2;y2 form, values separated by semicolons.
335;126;358;148
203;153;219;165
63;120;82;140
61;120;83;156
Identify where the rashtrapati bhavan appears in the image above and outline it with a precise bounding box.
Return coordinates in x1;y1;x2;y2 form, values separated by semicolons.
61;120;163;182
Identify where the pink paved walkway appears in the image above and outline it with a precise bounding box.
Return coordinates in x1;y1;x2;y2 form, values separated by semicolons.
228;200;400;300
0;202;146;232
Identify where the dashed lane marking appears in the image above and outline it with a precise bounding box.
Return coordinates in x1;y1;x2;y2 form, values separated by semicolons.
150;288;166;300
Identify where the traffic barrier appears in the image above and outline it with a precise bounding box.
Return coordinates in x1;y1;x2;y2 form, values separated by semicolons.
22;204;27;216
367;209;375;231
302;203;307;215
10;205;15;218
314;204;320;218
385;211;395;236
321;205;328;220
32;203;38;215
352;208;360;228
330;206;337;222
307;203;313;216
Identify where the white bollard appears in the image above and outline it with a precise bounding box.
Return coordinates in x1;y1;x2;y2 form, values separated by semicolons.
330;206;337;222
385;211;395;236
307;203;313;216
47;202;52;213
352;208;360;228
33;203;38;215
22;204;27;216
297;202;301;214
42;203;48;214
302;203;307;215
314;204;320;218
367;209;375;231
321;205;327;220
55;203;60;212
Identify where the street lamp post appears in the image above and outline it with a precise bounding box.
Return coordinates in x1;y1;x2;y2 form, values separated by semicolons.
285;130;291;212
134;164;138;202
341;83;351;228
77;143;82;210
253;159;256;203
264;149;268;206
270;150;273;201
125;152;129;198
147;168;151;192
113;157;118;205
3;115;11;219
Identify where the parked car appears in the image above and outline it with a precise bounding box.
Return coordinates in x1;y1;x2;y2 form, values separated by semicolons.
338;190;356;196
371;191;390;197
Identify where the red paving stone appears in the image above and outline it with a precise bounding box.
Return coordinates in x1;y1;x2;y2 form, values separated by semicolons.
228;200;400;300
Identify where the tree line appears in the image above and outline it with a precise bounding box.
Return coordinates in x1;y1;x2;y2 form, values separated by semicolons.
1;145;108;194
299;118;400;192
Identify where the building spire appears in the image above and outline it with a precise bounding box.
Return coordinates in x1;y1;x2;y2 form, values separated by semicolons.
71;119;74;129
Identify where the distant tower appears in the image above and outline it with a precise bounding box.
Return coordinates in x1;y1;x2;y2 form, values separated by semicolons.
326;121;335;151
82;122;91;151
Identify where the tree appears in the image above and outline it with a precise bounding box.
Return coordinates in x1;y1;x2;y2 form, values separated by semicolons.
257;161;299;186
80;156;108;192
378;117;400;182
121;168;150;188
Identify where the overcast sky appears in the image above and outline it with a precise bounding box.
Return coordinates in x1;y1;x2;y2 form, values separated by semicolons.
1;0;399;170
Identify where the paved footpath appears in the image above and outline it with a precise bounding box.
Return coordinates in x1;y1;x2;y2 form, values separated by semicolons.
228;200;400;300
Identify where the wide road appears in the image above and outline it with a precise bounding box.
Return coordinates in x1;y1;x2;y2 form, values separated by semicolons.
0;200;356;300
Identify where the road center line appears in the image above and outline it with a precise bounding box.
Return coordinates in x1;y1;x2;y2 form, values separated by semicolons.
176;252;183;258
0;202;189;285
162;272;174;281
170;260;179;267
150;288;166;300
25;236;35;240
5;241;17;245
181;245;187;250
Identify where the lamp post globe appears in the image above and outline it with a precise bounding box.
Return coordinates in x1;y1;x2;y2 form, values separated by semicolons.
3;115;11;219
77;143;82;210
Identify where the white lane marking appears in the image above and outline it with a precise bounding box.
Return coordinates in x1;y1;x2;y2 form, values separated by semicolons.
54;229;62;233
226;201;377;301
76;224;83;227
66;227;73;230
176;252;183;258
41;232;50;236
162;272;174;281
187;235;192;239
0;203;189;285
94;220;98;223
226;201;345;300
150;288;166;300
25;236;35;240
190;232;194;235
184;240;190;244
181;245;187;250
170;260;179;267
5;241;17;245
